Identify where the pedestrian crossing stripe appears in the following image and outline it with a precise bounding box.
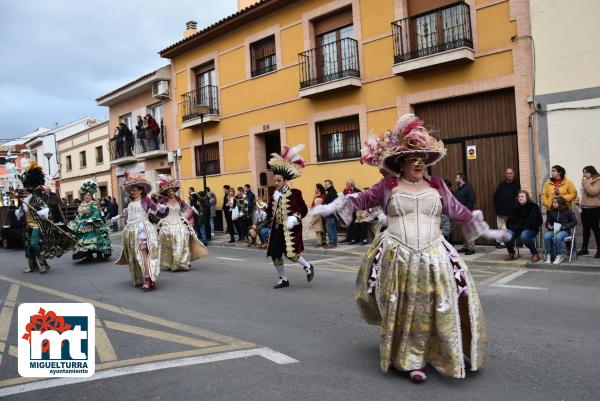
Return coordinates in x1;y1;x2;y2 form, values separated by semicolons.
0;274;257;390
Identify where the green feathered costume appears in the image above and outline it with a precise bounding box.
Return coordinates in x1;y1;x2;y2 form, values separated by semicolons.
67;181;112;260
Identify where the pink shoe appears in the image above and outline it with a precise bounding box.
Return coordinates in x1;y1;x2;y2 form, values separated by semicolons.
409;369;427;383
142;277;155;290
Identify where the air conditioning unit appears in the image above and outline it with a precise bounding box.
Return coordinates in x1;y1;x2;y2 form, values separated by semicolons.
152;80;170;99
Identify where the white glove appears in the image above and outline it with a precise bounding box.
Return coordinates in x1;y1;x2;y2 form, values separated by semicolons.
286;216;299;230
481;229;511;242
377;213;388;229
37;207;50;219
311;203;337;217
157;204;168;213
273;190;282;202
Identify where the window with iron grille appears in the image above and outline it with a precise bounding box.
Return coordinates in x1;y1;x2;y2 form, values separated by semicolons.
316;115;361;162
95;146;104;164
250;35;276;77
194;143;220;176
65;155;72;172
79;150;87;168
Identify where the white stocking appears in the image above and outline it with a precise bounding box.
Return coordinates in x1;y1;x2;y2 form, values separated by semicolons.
297;256;311;269
275;264;288;281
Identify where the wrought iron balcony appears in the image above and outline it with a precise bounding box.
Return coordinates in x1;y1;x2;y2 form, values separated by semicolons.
392;1;473;65
179;86;219;123
109;125;167;163
298;38;360;89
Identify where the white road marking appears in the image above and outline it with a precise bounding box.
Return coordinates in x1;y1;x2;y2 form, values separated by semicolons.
487;269;548;290
308;256;351;264
490;284;548;290
215;257;246;262
491;269;528;285
0;347;298;397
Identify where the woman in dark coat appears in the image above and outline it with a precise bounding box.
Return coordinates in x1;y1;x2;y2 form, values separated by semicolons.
543;196;577;265
503;190;542;262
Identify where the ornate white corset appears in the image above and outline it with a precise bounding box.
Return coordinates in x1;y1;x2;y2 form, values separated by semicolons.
125;200;147;226
386;188;443;250
162;203;184;225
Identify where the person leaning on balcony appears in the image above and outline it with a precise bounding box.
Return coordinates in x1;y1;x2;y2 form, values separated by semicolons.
503;190;542;262
542;165;577;209
118;123;134;156
135;115;146;153
577;165;600;258
114;126;124;158
145;114;160;151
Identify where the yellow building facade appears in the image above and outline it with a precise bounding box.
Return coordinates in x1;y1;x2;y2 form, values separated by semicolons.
160;0;534;227
58;121;112;202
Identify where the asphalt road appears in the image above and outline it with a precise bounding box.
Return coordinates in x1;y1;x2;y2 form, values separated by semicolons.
0;237;598;401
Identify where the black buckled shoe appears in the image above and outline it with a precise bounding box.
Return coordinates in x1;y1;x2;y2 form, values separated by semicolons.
305;264;315;282
273;279;290;289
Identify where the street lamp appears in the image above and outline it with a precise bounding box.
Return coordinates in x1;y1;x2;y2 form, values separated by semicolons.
193;103;210;192
44;152;53;176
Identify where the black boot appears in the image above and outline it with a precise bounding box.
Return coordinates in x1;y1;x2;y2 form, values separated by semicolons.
577;248;588;256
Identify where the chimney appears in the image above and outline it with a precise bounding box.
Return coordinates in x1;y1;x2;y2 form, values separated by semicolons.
184;20;198;38
237;0;259;11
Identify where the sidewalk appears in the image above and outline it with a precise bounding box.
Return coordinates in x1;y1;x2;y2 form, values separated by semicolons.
209;232;600;272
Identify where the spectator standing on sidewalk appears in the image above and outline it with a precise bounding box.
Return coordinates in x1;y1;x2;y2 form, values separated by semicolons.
323;179;338;248
244;184;256;224
206;187;217;234
542;165;577;209
504;190;542;262
310;183;327;247
493;168;520;248
578;165;600;258
222;185;235;243
454;172;476;255
342;179;361;243
543;196;577;265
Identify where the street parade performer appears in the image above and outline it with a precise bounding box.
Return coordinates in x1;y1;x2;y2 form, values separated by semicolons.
156;174;207;272
114;172;160;290
14;162;76;273
312;114;509;383
266;144;315;288
67;180;112;261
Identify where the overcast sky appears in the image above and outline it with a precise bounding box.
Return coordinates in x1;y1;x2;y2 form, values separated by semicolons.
0;0;237;140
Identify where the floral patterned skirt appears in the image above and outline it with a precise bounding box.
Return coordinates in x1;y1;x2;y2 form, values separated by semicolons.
356;233;488;378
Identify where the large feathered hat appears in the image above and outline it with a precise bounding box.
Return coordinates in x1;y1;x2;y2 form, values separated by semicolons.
360;114;446;175
268;144;305;181
80;180;98;196
20;161;45;190
157;174;180;194
123;172;151;194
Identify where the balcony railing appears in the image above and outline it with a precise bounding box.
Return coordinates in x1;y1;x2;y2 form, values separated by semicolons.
317;148;361;162
298;38;360;89
392;1;472;64
180;86;219;123
109;125;167;161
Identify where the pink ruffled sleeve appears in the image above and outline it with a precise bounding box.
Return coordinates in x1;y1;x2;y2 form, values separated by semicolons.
336;177;390;226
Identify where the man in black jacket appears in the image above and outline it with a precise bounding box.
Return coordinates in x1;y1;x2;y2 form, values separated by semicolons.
222;185;235;243
323;179;338;248
454;173;476;255
493;168;521;248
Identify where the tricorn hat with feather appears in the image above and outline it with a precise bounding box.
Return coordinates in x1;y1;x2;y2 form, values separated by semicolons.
268;144;306;181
